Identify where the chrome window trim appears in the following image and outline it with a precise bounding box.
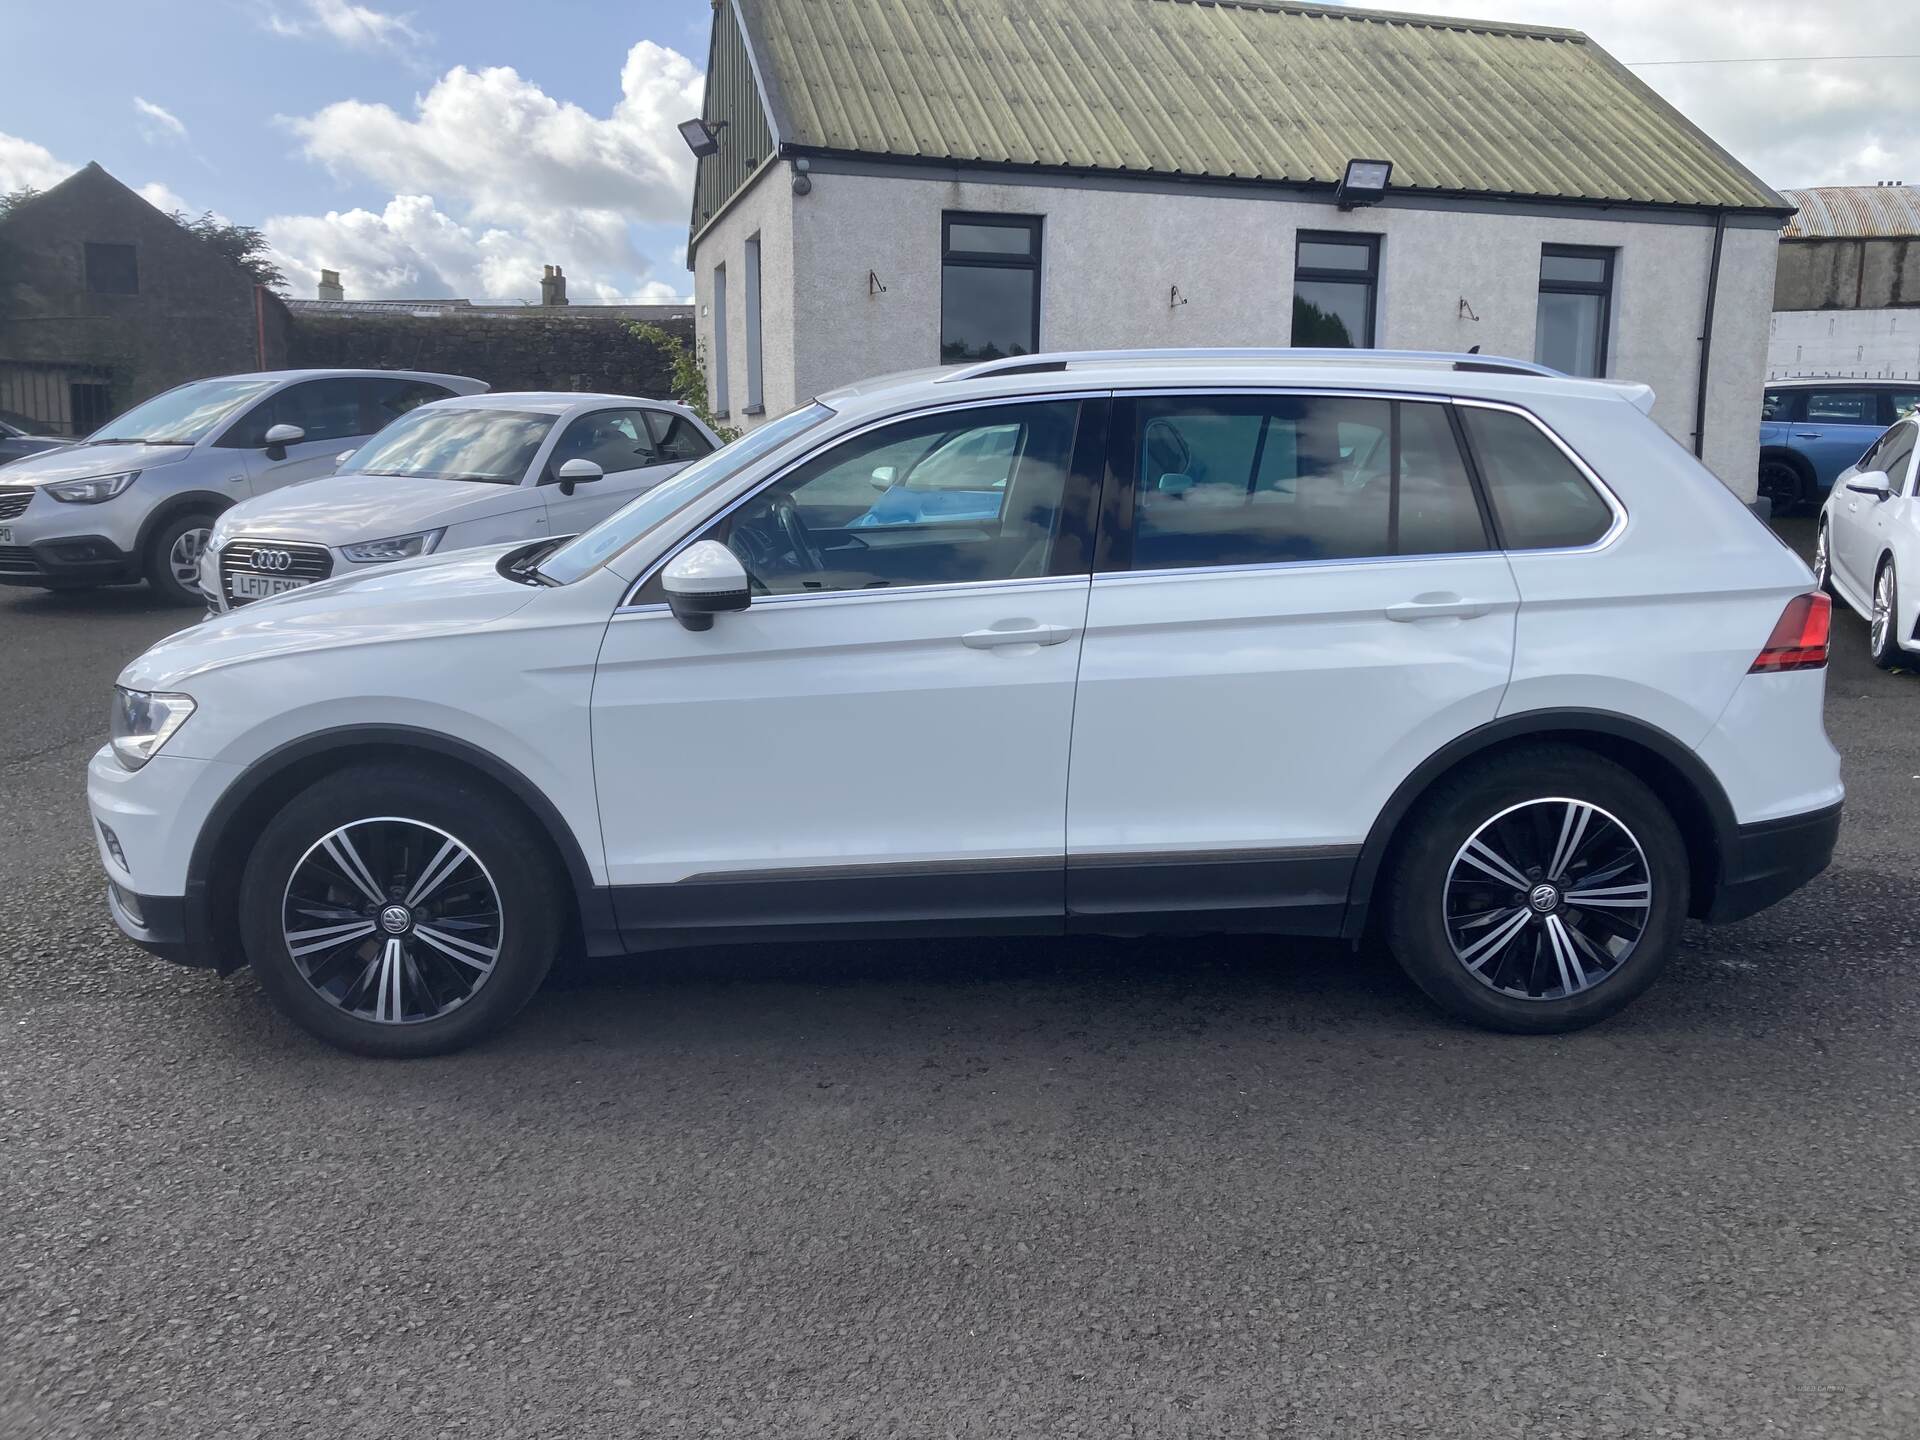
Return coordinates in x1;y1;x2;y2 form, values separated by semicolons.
613;390;1109;613
616;572;1092;620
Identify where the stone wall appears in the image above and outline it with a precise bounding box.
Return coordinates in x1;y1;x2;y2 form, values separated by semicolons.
285;309;695;398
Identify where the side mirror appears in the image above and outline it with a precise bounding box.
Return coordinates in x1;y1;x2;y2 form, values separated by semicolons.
1156;472;1194;495
556;457;603;496
869;465;897;492
1846;470;1893;500
663;540;750;632
262;422;305;461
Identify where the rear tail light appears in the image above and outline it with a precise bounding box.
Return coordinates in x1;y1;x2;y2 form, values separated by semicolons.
1750;592;1830;673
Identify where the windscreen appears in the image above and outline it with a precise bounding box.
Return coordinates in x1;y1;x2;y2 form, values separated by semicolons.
349;407;556;484
537;402;834;584
90;378;278;445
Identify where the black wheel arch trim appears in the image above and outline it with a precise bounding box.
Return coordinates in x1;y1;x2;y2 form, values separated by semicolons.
182;724;616;973
1341;708;1741;938
134;491;234;560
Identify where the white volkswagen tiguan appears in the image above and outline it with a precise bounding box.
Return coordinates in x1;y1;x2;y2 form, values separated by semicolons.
88;350;1843;1056
199;392;720;613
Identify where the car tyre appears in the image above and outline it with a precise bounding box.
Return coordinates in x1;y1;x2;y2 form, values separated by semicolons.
143;510;216;606
238;762;563;1057
1870;556;1904;670
1384;744;1689;1034
1757;456;1808;515
1812;517;1835;598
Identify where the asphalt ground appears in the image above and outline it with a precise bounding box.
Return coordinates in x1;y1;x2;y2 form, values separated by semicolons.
2;515;1916;1438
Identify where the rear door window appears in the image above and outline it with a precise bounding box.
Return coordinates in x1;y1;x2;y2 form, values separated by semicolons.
1802;390;1878;423
1118;394;1488;571
643;410;716;463
1457;407;1613;550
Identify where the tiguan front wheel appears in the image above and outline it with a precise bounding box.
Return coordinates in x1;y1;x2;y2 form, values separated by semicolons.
239;763;562;1056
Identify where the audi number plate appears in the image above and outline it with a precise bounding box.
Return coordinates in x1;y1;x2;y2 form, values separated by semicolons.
229;572;312;600
0;526;12;544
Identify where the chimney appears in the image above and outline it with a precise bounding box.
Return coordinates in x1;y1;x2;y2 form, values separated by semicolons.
540;264;569;306
316;268;344;302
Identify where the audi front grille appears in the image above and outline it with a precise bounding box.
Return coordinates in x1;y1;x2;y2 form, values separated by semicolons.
219;538;333;605
0;488;32;522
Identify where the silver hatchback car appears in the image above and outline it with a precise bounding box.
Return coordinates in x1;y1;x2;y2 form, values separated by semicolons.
0;368;484;604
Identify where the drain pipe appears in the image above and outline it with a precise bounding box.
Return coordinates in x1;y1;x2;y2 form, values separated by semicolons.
1692;209;1728;459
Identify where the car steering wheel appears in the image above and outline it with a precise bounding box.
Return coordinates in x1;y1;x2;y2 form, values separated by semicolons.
764;489;826;575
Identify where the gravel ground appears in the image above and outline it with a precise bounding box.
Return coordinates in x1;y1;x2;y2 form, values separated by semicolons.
2;519;1916;1438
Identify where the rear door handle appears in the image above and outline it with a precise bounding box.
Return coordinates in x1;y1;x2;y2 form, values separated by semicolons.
1386;595;1494;622
1794;431;1822;439
961;621;1074;649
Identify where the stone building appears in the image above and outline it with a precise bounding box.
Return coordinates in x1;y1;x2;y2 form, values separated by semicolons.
0;163;287;433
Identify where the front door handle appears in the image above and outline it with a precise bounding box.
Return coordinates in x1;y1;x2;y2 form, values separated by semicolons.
1386;594;1493;622
961;621;1074;649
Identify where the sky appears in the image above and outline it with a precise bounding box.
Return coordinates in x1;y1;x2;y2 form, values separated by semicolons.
1;0;1913;306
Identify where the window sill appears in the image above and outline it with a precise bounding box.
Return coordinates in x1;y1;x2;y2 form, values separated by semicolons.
743;404;765;416
712;410;731;420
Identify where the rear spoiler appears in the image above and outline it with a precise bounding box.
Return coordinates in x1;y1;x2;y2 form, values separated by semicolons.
1597;381;1657;415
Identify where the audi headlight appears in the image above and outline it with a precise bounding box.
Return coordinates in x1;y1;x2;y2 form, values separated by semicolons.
340;528;445;564
46;470;139;504
109;688;196;771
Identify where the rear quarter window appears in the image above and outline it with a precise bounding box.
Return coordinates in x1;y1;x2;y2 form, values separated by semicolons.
1459;407;1613;550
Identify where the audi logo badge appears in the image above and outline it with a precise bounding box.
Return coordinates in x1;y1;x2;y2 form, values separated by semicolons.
251;549;294;572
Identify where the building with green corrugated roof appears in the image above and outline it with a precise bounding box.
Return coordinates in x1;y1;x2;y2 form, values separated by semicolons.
682;0;1792;496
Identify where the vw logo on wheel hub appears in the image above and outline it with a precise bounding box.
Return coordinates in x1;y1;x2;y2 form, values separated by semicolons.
252;548;294;572
1527;882;1560;914
378;904;413;935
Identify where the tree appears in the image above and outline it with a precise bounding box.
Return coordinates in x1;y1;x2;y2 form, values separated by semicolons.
628;321;740;442
169;210;285;291
0;186;39;219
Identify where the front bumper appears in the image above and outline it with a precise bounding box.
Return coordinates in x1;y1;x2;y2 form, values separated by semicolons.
0;532;140;587
1707;800;1843;924
88;746;238;970
0;487;145;587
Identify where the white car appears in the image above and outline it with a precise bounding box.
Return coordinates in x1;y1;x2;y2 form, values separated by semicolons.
200;392;720;611
1814;412;1920;667
88;348;1843;1057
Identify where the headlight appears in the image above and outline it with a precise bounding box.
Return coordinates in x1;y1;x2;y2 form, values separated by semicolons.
109;688;196;770
340;528;445;564
46;470;139;504
208;512;236;549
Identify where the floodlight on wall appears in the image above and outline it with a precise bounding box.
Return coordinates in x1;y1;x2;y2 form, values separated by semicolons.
678;118;729;158
1334;158;1392;210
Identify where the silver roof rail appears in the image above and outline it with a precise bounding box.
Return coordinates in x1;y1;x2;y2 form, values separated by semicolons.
937;348;1564;384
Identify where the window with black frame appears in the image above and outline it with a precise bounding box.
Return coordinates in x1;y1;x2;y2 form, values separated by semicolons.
1291;233;1378;348
1535;245;1614;378
941;213;1042;364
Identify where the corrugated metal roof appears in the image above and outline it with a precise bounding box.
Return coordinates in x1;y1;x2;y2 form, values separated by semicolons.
1780;186;1920;239
734;0;1787;213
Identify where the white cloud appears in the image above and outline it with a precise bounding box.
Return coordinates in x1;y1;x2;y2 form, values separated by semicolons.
1386;0;1917;190
287;42;700;228
133;97;188;145
137;181;193;215
266;40;701;302
267;0;423;55
0;132;77;194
